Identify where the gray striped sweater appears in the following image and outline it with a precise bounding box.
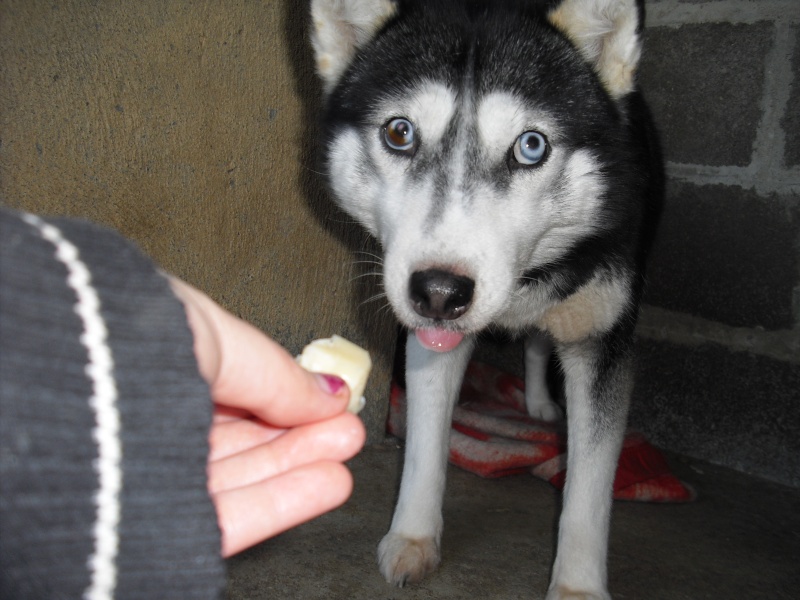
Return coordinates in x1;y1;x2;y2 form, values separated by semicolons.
1;208;226;598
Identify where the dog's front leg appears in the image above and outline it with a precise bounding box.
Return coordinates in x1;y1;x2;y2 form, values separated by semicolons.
546;337;633;600
524;333;563;421
378;333;475;586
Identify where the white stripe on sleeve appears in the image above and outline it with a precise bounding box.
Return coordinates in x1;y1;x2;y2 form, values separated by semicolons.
22;213;122;600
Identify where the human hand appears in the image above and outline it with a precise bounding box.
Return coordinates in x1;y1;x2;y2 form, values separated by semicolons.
169;278;366;557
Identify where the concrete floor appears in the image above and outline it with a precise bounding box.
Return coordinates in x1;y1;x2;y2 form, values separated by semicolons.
226;441;799;599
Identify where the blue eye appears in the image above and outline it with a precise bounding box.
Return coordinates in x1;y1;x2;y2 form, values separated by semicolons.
512;131;548;166
384;117;416;154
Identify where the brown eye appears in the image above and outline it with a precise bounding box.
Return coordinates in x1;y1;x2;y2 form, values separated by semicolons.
383;117;416;154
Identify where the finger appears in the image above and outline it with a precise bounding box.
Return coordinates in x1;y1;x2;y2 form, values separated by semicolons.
169;277;351;426
167;277;222;383
212;405;252;424
208;417;286;462
208;412;365;494
215;461;354;557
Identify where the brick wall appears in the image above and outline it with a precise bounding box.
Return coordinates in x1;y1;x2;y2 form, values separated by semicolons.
630;0;800;486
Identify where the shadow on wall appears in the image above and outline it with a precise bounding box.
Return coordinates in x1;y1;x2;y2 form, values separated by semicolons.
278;0;398;361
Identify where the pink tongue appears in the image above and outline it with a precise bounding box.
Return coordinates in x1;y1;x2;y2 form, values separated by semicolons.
415;328;465;353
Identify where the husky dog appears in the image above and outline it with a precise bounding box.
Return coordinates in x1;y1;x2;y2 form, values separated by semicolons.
310;0;663;597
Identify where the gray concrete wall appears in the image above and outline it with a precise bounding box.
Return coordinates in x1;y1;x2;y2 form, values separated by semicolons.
629;0;800;487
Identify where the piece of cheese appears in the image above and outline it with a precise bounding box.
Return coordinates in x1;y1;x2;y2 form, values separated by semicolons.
297;335;372;414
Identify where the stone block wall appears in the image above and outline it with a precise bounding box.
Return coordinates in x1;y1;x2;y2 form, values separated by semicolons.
630;0;800;486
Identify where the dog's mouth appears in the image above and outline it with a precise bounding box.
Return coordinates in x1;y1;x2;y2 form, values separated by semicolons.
414;327;466;352
404;268;474;352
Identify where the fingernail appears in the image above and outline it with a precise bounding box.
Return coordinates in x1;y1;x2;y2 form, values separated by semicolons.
315;373;346;396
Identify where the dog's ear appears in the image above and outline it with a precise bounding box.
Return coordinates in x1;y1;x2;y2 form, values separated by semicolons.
548;0;643;99
310;0;399;95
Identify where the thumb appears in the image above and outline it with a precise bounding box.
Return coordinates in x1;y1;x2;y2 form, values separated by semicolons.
169;277;351;426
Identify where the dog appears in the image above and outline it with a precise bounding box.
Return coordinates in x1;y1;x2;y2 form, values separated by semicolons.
309;0;663;598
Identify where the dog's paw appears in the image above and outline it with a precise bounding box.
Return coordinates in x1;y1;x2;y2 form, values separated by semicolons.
377;532;440;587
527;399;564;422
545;585;611;600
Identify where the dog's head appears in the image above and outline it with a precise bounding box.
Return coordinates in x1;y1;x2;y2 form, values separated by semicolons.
311;0;648;350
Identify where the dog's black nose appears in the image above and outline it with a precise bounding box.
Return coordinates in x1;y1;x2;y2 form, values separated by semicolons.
409;269;475;321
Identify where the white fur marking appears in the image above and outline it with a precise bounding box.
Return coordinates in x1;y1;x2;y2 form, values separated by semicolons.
376;81;456;147
22;214;122;600
476;92;531;156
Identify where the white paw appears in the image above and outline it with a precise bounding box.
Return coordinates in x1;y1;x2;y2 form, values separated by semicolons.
545;585;611;600
377;532;440;587
527;399;564;422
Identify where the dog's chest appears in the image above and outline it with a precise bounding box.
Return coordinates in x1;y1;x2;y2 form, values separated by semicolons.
494;273;630;343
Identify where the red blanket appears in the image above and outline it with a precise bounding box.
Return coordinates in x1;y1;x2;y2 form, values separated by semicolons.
387;361;695;502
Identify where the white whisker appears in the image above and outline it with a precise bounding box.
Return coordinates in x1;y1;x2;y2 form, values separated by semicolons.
359;291;389;309
299;163;327;177
350;271;384;283
354;250;385;264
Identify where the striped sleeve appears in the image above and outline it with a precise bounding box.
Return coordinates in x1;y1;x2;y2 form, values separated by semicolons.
0;208;225;599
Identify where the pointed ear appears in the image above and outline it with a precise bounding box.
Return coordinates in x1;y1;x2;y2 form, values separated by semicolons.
310;0;399;95
548;0;643;99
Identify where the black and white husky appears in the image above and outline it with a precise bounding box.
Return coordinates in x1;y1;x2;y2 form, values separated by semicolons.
310;0;663;597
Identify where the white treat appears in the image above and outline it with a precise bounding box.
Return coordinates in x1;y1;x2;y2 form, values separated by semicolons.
297;335;372;414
